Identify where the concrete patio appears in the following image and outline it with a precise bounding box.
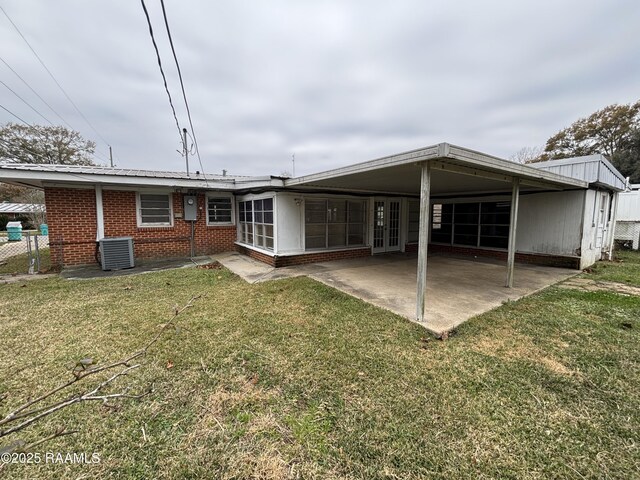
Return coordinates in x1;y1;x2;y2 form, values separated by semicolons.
212;251;578;334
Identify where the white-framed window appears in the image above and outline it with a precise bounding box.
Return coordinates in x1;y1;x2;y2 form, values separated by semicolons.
137;192;173;227
238;197;274;251
206;194;234;225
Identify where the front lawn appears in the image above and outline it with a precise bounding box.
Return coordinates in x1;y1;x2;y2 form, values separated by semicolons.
0;255;638;479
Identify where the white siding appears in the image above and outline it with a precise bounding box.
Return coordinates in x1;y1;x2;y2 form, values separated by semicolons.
275;193;303;254
516;190;584;256
617;187;640;221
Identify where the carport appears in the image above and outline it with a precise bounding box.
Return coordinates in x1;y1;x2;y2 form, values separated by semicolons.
284;143;588;330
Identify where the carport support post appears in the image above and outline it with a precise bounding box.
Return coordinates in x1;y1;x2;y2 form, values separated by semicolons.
506;177;520;288
416;162;431;322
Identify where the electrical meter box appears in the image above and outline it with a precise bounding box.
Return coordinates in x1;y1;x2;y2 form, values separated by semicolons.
183;195;198;221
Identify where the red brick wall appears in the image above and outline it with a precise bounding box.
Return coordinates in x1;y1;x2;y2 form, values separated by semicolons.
45;188;97;266
44;187;236;266
236;245;372;268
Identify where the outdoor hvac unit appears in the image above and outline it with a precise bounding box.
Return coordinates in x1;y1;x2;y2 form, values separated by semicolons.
99;237;135;271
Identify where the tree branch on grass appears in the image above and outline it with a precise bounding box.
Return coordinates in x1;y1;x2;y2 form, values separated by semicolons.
0;294;202;454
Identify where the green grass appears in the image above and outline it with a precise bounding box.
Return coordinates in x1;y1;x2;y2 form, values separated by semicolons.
586;249;640;286
0;248;51;275
0;255;638;479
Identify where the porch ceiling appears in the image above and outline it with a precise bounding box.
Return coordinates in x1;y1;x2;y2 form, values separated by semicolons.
285;143;588;196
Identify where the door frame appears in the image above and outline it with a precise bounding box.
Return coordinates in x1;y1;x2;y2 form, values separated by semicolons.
371;197;402;254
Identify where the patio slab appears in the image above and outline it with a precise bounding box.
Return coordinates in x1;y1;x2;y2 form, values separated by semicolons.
213;251;578;334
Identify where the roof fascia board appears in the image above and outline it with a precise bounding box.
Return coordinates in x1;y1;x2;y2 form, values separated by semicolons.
0;168;280;191
284;145;441;187
285;143;587;190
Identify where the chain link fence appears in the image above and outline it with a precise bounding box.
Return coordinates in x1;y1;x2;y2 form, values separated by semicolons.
0;231;50;275
614;221;640;251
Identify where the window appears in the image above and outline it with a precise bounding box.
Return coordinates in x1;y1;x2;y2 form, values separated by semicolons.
238;197;274;251
429;201;510;249
207;196;233;224
304;198;367;250
138;193;172;226
479;202;510;249
430;203;453;244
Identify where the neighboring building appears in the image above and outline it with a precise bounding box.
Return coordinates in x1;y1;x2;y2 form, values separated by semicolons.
615;184;640;250
0;202;45;220
0;144;626;275
0;202;45;230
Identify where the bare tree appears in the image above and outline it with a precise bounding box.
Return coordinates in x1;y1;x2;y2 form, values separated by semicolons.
16;188;46;227
510;146;544;164
0;294;202;458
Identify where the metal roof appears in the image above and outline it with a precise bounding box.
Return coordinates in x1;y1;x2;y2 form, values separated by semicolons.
0;202;45;213
0;162;281;190
0;162;254;180
532;155;627;191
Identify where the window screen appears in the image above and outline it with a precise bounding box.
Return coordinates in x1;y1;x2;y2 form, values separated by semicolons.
207;197;233;224
139;193;171;225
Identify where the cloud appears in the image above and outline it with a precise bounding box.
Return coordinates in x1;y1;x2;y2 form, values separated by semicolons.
1;0;639;176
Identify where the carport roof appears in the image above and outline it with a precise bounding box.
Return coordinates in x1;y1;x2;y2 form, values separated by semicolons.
285;143;589;196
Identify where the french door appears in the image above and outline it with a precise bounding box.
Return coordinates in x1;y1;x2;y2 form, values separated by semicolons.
372;198;401;253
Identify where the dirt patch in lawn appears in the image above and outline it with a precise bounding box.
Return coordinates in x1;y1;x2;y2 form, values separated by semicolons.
472;330;574;376
559;277;640;296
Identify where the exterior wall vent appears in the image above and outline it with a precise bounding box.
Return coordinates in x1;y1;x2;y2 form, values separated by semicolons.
99;237;135;271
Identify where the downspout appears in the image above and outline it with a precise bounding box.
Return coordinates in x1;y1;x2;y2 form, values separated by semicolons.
607;191;619;260
95;185;104;265
95;185;104;241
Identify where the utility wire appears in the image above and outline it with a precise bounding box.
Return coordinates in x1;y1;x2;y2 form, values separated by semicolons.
0;55;74;129
0;79;53;125
0;5;111;148
159;0;208;183
139;0;183;146
0;102;32;126
0;55;111;165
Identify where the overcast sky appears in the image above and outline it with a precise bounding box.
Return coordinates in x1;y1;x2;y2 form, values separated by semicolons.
1;1;639;176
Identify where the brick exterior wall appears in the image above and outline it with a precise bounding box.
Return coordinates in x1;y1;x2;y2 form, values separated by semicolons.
45;187;236;267
409;243;581;269
236;245;372;268
45;188;98;266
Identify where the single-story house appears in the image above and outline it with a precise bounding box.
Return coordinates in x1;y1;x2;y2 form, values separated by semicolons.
614;183;640;250
0;143;626;321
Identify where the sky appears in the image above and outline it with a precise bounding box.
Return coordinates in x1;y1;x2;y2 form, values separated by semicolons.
1;1;639;177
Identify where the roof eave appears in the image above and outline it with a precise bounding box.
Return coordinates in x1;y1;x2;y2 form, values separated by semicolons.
285;142;588;190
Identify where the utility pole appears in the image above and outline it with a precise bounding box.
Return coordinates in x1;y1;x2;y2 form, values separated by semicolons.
292;153;295;177
183;127;189;176
109;146;113;167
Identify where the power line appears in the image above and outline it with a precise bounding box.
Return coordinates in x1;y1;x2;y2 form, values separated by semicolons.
159;0;207;182
139;0;183;146
0;79;53;125
0;102;32;126
0;5;111;147
0;55;74;129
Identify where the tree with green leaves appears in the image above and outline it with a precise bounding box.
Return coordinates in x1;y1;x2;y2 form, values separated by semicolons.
539;101;640;160
0;123;97;165
612;128;640;183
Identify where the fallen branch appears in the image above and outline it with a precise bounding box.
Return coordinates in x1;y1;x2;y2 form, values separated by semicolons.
0;294;202;452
